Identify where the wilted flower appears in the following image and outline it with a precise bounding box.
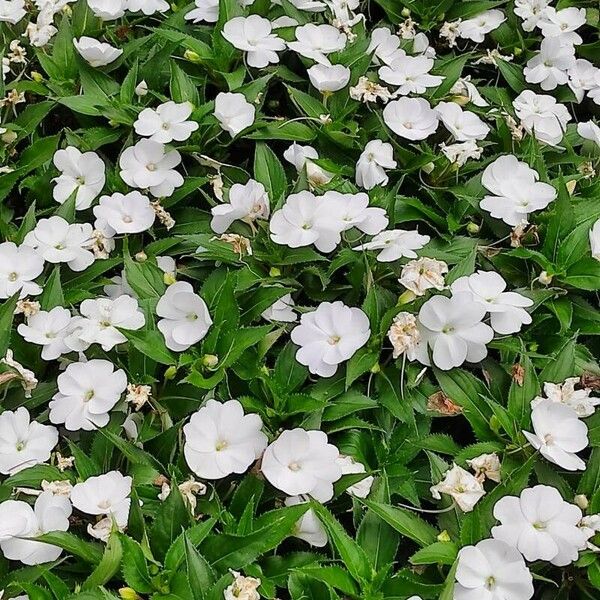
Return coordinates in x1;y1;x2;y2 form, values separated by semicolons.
531;377;599;418
466;453;501;483
399;257;447;296
349;77;394;104
430;464;486;512
126;383;152;411
224;570;261;600
387;312;422;359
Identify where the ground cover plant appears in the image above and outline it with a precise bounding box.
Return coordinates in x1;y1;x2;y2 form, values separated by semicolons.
0;0;600;598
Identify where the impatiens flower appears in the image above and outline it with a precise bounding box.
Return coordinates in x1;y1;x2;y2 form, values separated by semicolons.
539;7;586;46
261;428;342;501
492;485;588;566
455;539;534;600
514;0;551;32
383;97;438;140
261;293;296;322
73;37;122;67
450;271;533;334
457;10;506;42
368;27;405;65
0;242;44;299
127;0;169;15
0;0;26;24
185;0;218;23
399;257;447;296
210;179;270;234
467;453;502;483
183;399;267;479
387;312;422;359
513;90;571;146
417;293;494;370
52;146;105;210
1;349;38;397
0;492;71;565
49;359;127;431
285;496;328;547
336;455;374;498
214;92;255;138
93;191;155;235
17;307;74;360
430;464;486;512
578;121;600;147
224;570;262;600
378;55;443;95
287;23;346;65
156;281;212;351
283;143;332;187
354;229;430;262
440;140;483;166
86;0;126;20
307;64;351;93
523;400;588;471
531;377;599;418
134;101;198;143
524;37;575;91
590;218;600;261
355;140;396;189
119;139;183;198
323;191;389;239
290;301;370;377
435;102;490;141
71;471;132;533
567;60;599;102
222;15;285;68
0;407;58;475
350;77;394;104
77;295;145;350
480;154;556;226
24;216;95;272
449;76;488;107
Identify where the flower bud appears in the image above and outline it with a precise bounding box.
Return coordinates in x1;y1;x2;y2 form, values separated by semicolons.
574;494;589;510
119;589;141;600
422;162;435;174
437;530;451;542
163;272;176;286
513;47;523;56
135;251;147;262
184;50;201;63
31;71;43;82
201;354;218;368
370;363;381;374
538;271;552;285
566;180;577;195
135;80;148;97
269;267;281;277
466;222;480;235
1;130;17;144
164;366;177;380
398;290;416;305
401;7;411;17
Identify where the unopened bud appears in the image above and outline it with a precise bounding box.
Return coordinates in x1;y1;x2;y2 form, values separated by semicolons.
31;71;43;82
513;47;523;56
201;354;218;368
370;363;381;374
450;94;470;106
269;267;281;277
466;222;480;235
135;251;147;262
422;162;435;174
538;271;552;285
1;130;17;144
119;588;141;600
184;50;201;63
574;494;589;510
163;272;176;286
401;7;411;17
437;530;451;542
164;366;177;380
135;80;148;97
566;180;577;195
398;290;416;305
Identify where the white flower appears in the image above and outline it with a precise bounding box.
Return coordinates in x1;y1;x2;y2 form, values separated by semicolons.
283;143;332;186
73;37;122;67
455;539;534;600
383;97;438;140
531;378;599;418
0;242;44;299
211;179;270;234
127;0;169;15
290;301;370;377
480;154;556;226
86;0;126;20
285;496;327;547
77;295;145;351
185;0;218;23
307;64;351;93
0;408;58;475
222;15;285;68
0;492;71;565
52;147;105;210
492;485;588;566
539;7;586;46
378;55;443;95
513;90;571;146
224;570;261;600
24;216;95;272
262;428;341;501
183;399;267;479
523;400;588;471
71;471;131;532
457;10;506;42
430;464;485;512
93;191;156;235
412;32;435;58
135;80;148;96
440;140;483;167
417;293;494;370
387;312;421;359
156;281;212;351
214;92;255;138
349;77;394;104
368;27;405;65
439;20;461;47
567;60;600;102
323;190;389;238
450;271;533;334
355;140;396;189
134;101;198;143
287;23;346;64
449;76;488;107
49;359;127;431
261;293;296;322
514;0;551;32
435;102;490;141
399;257;447;296
590;218;600;262
0;0;26;24
1;350;38;397
119;139;183;198
466;453;501;483
336;455;373;498
354;229;430;262
578;121;600;147
524;37;575;91
17;307;74;360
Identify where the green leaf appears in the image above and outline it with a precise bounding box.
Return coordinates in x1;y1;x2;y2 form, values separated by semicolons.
184;533;216;599
40;266;65;310
83;533;123;589
35;532;103;564
120;535;154;594
410;541;458;566
253;143;287;203
121;329;176;365
165;519;217;572
539;338;576;383
507;352;539;429
0;293;19;357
